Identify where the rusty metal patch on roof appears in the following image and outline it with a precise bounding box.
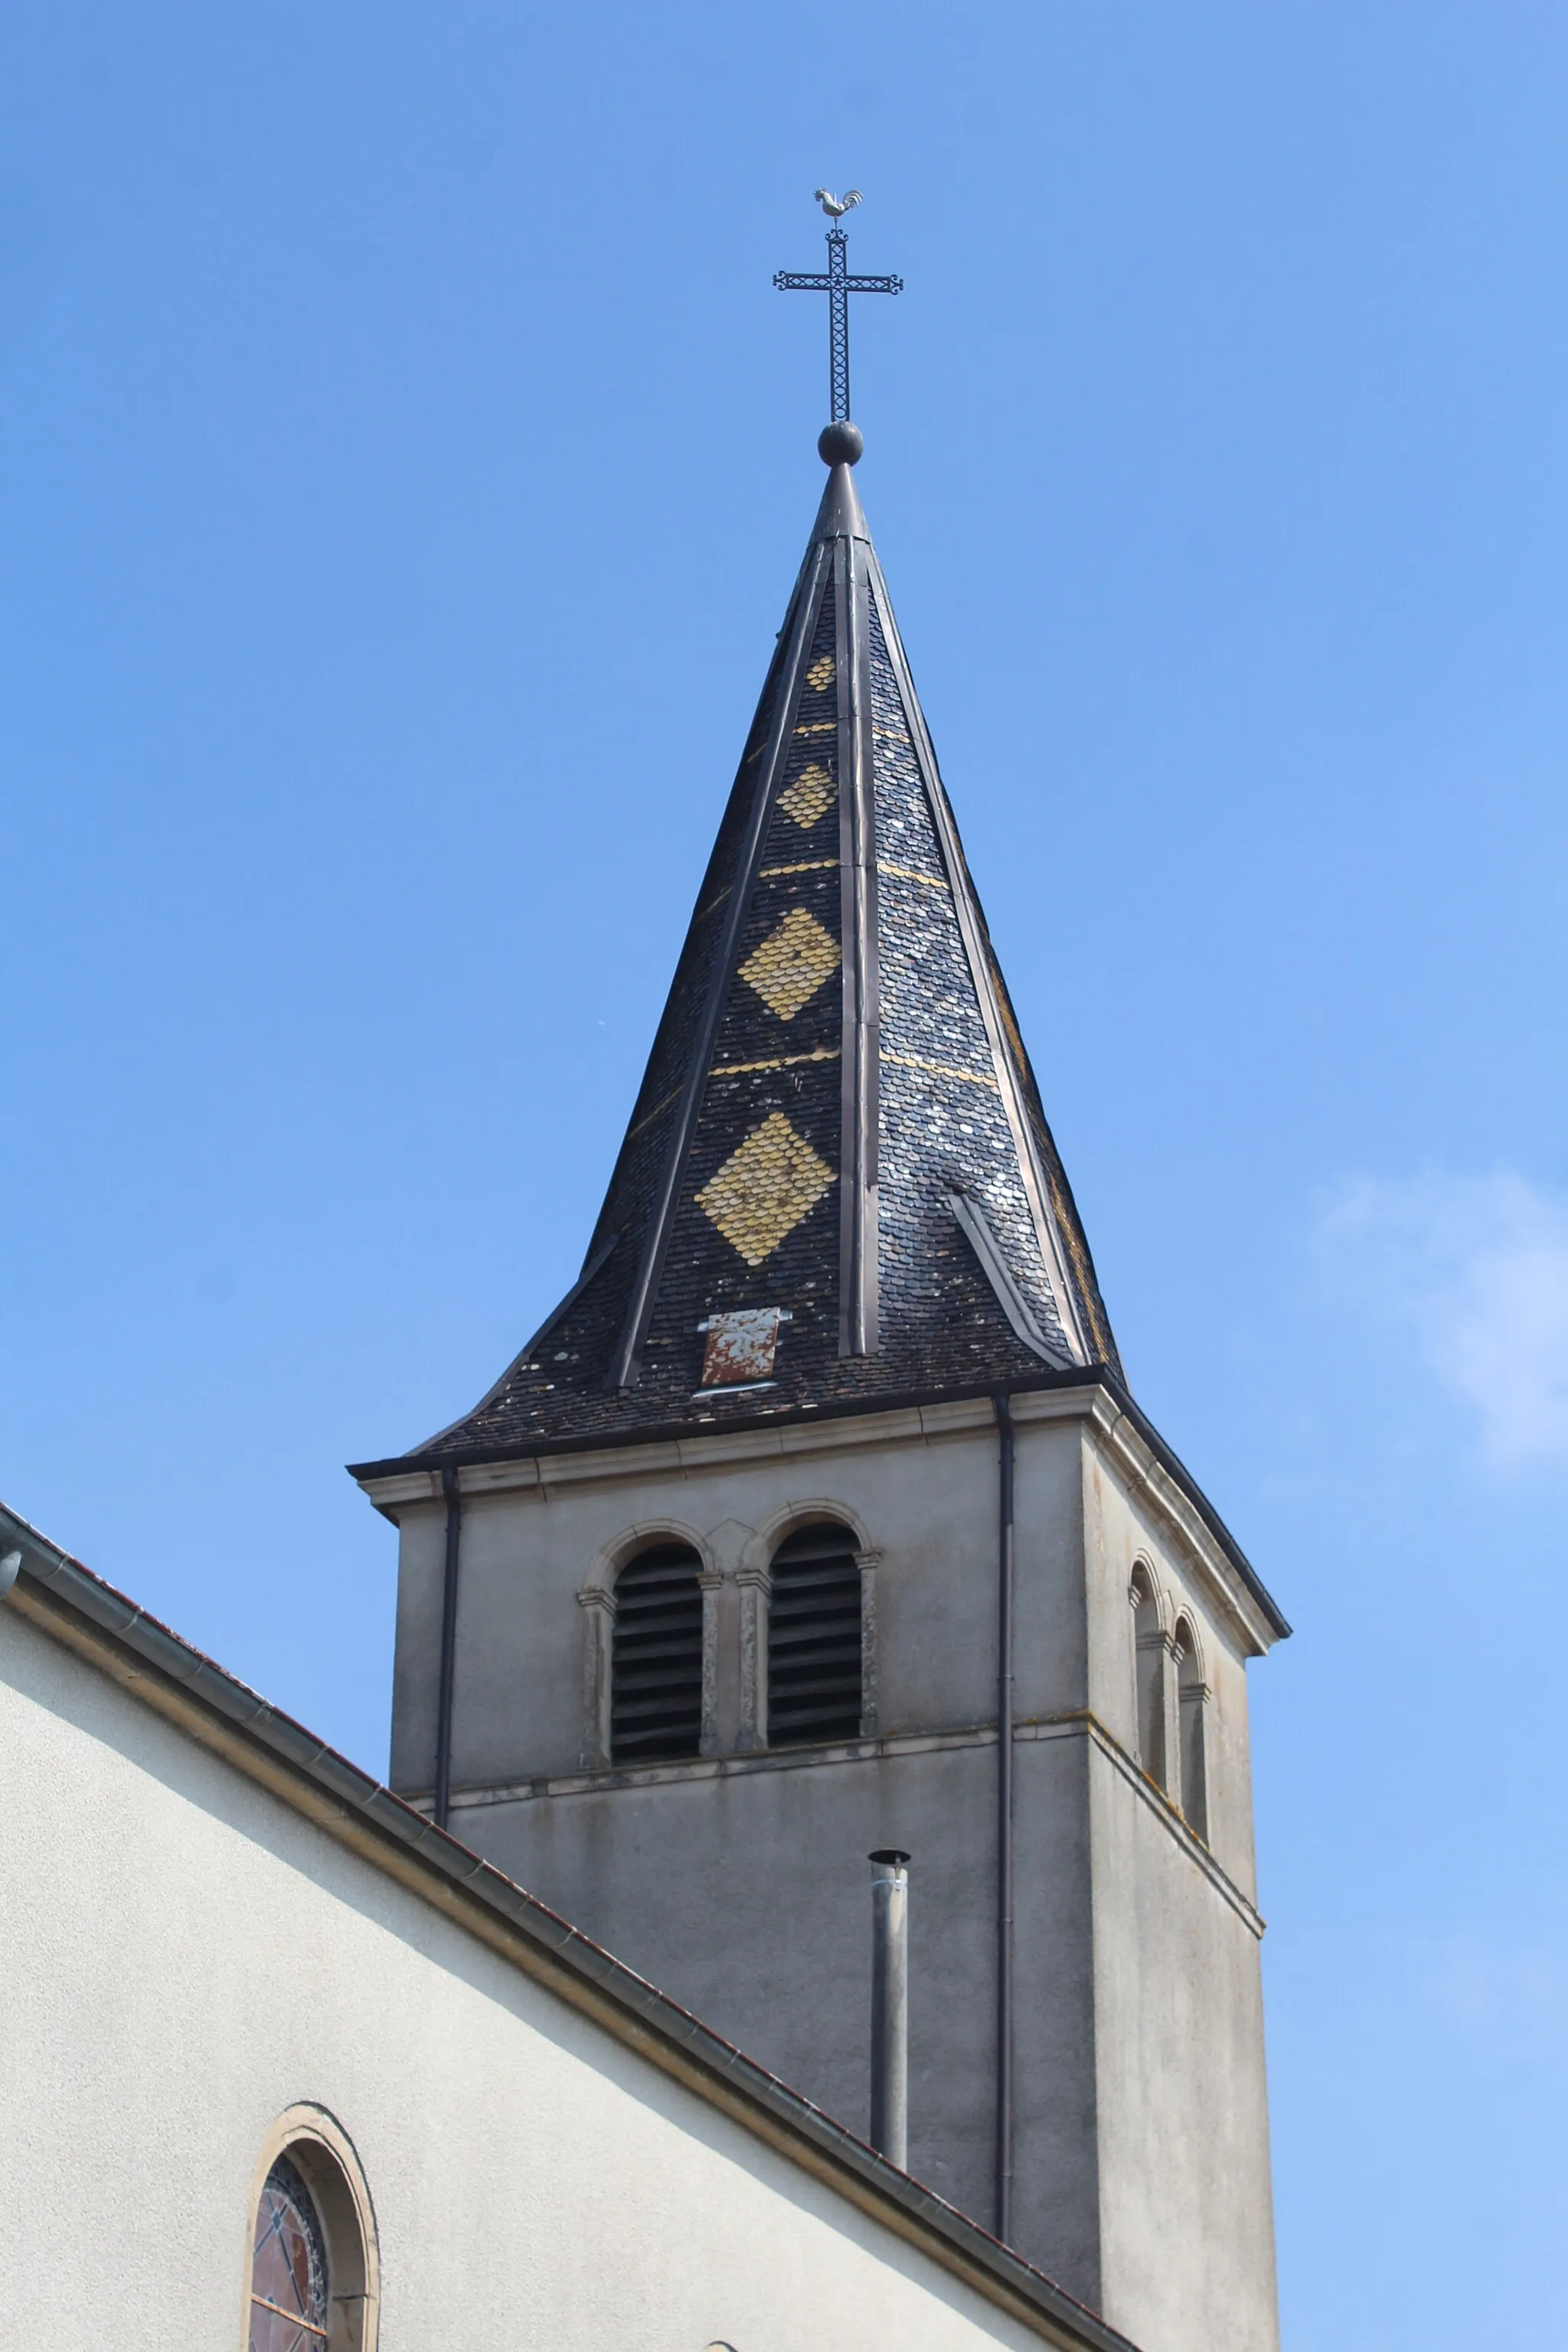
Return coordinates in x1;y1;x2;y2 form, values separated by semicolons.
697;1307;791;1387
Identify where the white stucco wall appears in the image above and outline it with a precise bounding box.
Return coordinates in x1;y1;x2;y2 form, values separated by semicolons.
0;1603;1089;2352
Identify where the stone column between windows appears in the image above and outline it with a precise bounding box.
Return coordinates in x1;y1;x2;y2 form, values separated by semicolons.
1158;1631;1183;1815
1178;1670;1211;1839
856;1548;882;1740
1134;1615;1169;1790
698;1569;724;1758
576;1586;616;1771
736;1565;772;1753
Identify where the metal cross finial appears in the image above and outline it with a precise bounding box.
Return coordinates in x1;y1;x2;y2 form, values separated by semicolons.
774;194;903;425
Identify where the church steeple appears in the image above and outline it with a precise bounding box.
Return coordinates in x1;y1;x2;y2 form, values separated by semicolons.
416;425;1119;1462
361;223;1285;2351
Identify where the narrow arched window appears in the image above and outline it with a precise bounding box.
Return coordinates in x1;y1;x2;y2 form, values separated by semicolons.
1130;1566;1167;1791
250;2155;330;2350
611;1542;704;1766
1173;1615;1209;1841
248;2114;377;2352
768;1521;863;1746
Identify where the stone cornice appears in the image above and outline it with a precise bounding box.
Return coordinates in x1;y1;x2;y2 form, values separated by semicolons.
1073;1390;1281;1659
357;1393;994;1511
359;1380;1287;1651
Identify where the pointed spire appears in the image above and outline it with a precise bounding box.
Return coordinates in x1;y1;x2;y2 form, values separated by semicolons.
409;442;1119;1462
812;449;869;544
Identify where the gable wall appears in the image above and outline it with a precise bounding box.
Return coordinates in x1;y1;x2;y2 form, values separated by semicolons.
0;1602;1089;2352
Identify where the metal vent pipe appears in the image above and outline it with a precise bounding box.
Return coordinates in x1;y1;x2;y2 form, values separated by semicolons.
868;1847;910;2167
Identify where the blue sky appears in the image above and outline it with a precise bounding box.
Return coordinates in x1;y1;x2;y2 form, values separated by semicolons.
4;6;1566;2345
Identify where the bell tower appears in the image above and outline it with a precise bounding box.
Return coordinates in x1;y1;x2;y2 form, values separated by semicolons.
352;215;1289;2352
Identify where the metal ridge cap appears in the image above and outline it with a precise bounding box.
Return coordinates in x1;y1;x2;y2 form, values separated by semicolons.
0;1497;1140;2352
346;1363;1115;1482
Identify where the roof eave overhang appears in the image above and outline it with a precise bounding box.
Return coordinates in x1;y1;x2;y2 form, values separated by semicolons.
348;1366;1289;1646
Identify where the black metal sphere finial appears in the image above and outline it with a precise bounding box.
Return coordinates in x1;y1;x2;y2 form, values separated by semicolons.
818;420;864;466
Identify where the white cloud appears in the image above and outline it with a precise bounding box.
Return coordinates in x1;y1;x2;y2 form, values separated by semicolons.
1318;1170;1568;1469
1416;1927;1567;2030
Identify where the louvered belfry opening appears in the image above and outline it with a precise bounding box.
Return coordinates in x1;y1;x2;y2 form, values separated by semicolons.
767;1522;864;1747
610;1543;704;1766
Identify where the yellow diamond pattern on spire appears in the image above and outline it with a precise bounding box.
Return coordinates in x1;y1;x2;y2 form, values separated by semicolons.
696;1112;836;1266
739;906;840;1022
778;761;835;829
806;654;835;691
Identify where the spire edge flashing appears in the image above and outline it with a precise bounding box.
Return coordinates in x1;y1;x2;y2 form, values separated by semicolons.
946;1190;1067;1367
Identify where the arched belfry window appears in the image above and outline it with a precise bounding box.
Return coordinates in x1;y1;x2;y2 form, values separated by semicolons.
767;1521;863;1746
251;2158;328;2351
1129;1566;1168;1792
611;1543;704;1766
1172;1615;1209;1841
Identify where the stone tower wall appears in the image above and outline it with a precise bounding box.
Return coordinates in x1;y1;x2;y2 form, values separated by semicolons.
374;1389;1279;2352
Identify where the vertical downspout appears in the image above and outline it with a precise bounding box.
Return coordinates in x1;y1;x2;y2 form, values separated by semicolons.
994;1390;1015;2243
433;1465;462;1831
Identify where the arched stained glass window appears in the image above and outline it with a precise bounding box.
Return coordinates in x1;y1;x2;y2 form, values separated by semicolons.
250;2155;330;2352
